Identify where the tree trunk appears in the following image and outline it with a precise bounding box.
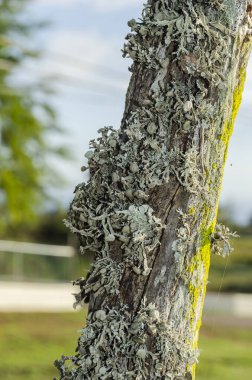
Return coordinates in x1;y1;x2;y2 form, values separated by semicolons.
55;1;252;379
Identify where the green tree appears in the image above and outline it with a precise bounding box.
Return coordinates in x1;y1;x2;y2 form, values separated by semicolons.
0;0;68;233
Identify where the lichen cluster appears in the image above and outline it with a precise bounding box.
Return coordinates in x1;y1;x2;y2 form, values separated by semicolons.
122;0;245;218
56;1;251;379
172;209;195;276
55;302;197;380
211;223;238;258
71;203;163;305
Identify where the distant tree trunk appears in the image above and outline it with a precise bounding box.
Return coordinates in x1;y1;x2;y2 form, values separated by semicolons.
55;1;252;379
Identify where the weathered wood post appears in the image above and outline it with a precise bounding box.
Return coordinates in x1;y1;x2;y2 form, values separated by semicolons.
55;1;252;379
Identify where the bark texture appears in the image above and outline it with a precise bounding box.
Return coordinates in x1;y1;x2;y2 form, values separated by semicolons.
55;1;252;379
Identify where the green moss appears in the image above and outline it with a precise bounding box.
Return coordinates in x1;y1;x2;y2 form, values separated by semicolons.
188;206;195;216
221;68;247;161
188;221;215;324
187;64;249;379
188;244;210;379
187;211;218;379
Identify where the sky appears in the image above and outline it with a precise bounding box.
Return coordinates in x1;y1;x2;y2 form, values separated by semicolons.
23;0;252;224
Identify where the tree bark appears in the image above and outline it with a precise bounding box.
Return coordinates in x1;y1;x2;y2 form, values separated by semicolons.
55;1;252;379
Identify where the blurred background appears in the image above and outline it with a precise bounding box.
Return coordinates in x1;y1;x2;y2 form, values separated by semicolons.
0;1;251;379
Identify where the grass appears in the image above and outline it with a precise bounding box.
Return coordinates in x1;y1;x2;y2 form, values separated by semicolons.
208;237;252;293
0;311;251;380
197;320;252;379
0;312;86;380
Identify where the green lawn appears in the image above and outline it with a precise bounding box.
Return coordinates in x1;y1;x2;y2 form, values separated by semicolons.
0;312;87;380
0;311;251;379
197;320;252;379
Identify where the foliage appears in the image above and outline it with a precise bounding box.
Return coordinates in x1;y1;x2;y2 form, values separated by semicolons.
3;208;70;244
0;0;69;233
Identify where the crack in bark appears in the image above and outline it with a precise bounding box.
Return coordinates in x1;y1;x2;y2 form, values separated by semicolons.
135;183;181;314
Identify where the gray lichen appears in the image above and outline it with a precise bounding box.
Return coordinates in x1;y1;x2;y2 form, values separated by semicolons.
172;209;195;275
55;302;198;380
211;223;239;257
71;204;164;306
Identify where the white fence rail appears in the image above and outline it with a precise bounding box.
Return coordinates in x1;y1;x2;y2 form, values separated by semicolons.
0;240;75;257
0;240;75;281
